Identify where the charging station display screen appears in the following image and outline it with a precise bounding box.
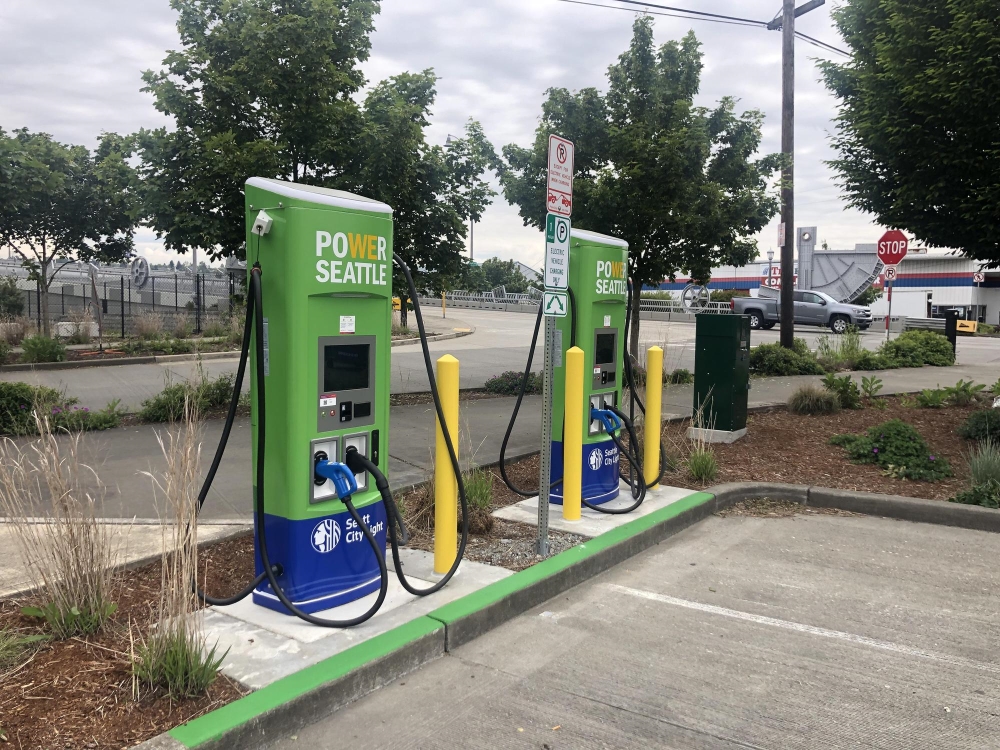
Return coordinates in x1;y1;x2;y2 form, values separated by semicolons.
595;333;616;365
324;344;369;392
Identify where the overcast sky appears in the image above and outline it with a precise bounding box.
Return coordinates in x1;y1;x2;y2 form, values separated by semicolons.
0;0;882;272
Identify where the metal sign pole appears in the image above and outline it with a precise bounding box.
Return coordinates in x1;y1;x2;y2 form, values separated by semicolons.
537;315;554;556
885;277;893;342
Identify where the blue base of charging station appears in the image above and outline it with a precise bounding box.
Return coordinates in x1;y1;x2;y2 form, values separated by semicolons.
252;500;388;615
548;438;620;506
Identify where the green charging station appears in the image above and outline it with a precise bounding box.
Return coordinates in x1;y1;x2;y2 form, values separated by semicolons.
549;228;629;505
244;177;394;614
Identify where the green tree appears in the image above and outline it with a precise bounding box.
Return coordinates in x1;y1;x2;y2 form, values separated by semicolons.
0;276;25;316
452;260;489;293
820;0;1000;265
139;0;380;259
852;282;882;306
479;258;533;294
354;73;493;325
501;18;781;354
0;128;138;336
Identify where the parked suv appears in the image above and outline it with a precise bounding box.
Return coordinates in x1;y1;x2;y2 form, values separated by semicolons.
731;290;873;333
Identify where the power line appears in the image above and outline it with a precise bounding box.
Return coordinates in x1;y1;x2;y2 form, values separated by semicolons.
554;0;765;29
604;0;769;27
794;31;850;56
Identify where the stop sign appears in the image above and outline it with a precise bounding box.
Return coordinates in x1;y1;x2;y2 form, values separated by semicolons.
877;230;908;266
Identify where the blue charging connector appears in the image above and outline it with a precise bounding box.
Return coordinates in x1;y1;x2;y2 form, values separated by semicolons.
590;408;622;435
314;459;359;500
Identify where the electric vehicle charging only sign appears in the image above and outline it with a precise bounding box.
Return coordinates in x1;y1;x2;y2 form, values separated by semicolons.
545;213;571;289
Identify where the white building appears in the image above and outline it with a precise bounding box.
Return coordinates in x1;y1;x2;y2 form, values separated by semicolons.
650;249;999;324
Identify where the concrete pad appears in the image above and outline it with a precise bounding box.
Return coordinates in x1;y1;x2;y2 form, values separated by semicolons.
0;520;249;597
202;548;511;689
687;425;747;443
492;479;694;538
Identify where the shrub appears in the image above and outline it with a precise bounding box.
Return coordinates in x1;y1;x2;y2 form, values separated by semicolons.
51;400;124;432
861;375;883;399
950;479;1000;509
749;341;825;376
788;384;841;415
969;441;1000;486
944;379;986;406
20;335;66;363
484;370;542;395
0;382;64;434
200;319;228;338
668;368;692;385
134;310;165;340
830;419;952;480
66;308;94;344
172;316;193;339
138;373;236;423
992;378;1000;396
957;409;1000;442
0;416;118;638
915;388;947;408
880;330;955;367
816;327;864;370
822;373;862;409
853;350;895;371
687;447;718;482
134;403;226;699
227;311;246;344
461;466;495;535
977;323;996;335
0;275;24;316
0;340;10;364
0;315;33;346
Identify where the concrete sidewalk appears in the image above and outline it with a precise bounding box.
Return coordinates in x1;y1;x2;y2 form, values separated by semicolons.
266;512;1000;749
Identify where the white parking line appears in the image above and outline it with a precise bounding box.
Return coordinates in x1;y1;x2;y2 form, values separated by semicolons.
607;583;1000;674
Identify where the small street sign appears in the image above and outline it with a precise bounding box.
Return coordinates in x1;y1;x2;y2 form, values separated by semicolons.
546;135;574;217
543;290;568;317
544;213;570;289
974;272;985;283
883;266;897;281
877;230;908;266
777;222;786;248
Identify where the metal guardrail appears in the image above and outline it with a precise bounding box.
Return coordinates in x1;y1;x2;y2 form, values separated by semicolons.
638;298;731;315
903;317;946;332
423;291;734;316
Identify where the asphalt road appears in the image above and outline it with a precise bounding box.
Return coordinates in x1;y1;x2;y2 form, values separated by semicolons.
2;308;998;411
268;512;1000;749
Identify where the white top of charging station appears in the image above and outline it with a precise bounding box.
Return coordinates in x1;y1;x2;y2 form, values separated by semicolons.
570;227;628;249
246;177;393;215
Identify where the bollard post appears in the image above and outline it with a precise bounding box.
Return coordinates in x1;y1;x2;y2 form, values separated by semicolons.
644;346;663;488
434;354;460;574
563;346;584;521
442;291;446;319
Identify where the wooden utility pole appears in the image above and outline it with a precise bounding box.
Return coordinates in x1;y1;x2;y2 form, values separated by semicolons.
779;0;796;348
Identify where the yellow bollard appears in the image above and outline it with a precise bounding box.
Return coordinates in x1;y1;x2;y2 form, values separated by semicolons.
644;346;663;488
434;354;460;573
563;346;584;521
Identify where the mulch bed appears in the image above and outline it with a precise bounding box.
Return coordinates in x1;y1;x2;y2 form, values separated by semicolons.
0;455;568;748
0;535;255;750
662;397;980;500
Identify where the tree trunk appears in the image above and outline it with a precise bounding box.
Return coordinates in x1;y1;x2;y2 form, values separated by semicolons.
40;276;51;338
399;293;409;329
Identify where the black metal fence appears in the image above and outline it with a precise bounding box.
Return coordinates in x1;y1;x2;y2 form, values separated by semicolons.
18;271;243;338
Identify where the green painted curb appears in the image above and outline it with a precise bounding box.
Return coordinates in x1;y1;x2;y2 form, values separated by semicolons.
426;491;715;626
168;616;443;748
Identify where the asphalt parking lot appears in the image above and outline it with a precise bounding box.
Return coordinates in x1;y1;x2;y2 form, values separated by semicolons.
270;511;1000;749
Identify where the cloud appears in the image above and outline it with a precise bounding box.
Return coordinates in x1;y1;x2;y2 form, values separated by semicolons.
0;0;879;269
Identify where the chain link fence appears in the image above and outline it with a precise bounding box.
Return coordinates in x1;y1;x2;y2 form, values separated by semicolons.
0;259;243;338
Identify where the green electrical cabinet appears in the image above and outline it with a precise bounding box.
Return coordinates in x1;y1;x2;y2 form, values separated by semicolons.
692;314;750;438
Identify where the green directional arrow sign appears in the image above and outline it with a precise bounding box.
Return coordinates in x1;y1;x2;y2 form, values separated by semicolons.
543;290;567;317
